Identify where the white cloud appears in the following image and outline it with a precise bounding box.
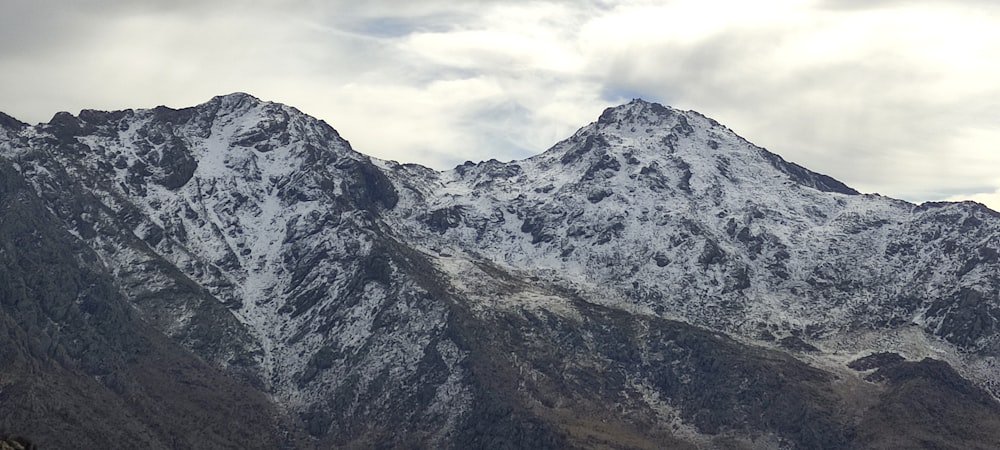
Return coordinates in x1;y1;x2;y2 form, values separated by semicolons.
570;0;1000;203
1;0;1000;205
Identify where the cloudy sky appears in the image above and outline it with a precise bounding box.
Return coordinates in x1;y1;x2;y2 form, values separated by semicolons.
3;0;1000;210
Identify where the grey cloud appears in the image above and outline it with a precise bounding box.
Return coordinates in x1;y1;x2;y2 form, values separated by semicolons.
587;23;1000;200
347;17;446;38
455;100;543;162
816;0;1000;11
0;1;275;60
0;3;91;57
2;0;999;208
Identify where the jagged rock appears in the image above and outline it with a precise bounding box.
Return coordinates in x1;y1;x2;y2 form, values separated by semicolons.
848;352;906;371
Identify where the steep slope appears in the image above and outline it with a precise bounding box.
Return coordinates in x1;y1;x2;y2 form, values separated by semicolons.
0;160;288;449
0;94;473;448
2;94;1000;448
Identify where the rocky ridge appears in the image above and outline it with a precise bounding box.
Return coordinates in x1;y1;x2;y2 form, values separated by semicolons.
1;93;999;448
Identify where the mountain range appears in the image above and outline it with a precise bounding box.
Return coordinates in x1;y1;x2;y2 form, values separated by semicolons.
1;93;999;449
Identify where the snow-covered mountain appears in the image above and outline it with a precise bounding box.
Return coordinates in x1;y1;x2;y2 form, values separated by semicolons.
386;99;1000;356
2;93;999;449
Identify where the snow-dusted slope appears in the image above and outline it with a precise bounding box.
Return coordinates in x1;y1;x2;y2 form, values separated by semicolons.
383;99;1000;358
3;94;1000;448
1;94;470;446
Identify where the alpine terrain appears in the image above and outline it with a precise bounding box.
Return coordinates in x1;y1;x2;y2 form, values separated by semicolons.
1;93;999;449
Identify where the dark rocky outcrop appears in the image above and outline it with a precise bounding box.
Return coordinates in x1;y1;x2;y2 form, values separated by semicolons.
848;352;906;371
758;149;859;195
0;112;27;131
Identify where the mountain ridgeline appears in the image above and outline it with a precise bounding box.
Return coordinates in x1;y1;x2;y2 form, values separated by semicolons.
1;93;999;449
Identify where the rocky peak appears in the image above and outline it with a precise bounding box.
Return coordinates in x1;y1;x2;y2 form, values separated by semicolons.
210;91;262;110
531;97;856;205
596;98;678;126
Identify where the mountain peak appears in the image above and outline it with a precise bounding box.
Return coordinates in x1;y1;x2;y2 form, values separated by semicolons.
197;92;265;118
585;99;861;196
212;91;261;105
597;98;680;126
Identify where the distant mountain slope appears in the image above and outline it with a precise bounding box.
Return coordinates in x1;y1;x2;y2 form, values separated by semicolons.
1;94;999;448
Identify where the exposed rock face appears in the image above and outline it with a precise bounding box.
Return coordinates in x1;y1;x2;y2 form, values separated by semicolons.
1;94;999;448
